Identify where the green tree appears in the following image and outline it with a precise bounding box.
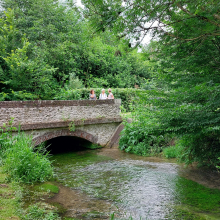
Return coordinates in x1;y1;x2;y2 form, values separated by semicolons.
83;0;220;167
0;9;57;100
1;0;85;84
0;0;151;100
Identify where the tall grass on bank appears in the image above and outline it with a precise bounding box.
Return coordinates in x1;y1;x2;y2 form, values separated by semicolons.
0;122;53;183
3;134;53;183
163;144;184;159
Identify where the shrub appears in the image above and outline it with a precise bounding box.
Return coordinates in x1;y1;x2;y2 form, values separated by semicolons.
119;118;174;156
1;126;53;183
177;133;220;167
0;91;38;101
163;144;184;159
0;119;17;162
119;86;220;168
67;73;84;89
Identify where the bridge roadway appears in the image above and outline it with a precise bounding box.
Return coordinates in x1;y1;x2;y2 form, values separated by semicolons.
0;99;123;147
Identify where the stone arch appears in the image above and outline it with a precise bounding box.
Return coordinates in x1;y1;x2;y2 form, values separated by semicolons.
32;129;98;147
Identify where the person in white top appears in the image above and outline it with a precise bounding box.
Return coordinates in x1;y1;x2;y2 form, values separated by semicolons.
99;89;107;99
108;88;114;99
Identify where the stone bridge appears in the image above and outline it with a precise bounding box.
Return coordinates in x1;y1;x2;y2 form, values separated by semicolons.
0;99;123;147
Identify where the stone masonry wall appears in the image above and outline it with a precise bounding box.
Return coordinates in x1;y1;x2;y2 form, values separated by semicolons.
0;99;122;147
0;99;121;128
28;123;120;146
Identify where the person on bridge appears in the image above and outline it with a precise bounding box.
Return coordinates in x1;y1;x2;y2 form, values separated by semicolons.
99;89;107;99
89;89;97;100
107;88;114;99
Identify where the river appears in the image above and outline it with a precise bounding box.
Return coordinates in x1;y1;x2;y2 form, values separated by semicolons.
43;146;220;220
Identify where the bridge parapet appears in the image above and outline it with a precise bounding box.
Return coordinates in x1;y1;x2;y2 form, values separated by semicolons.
0;99;122;147
0;99;121;128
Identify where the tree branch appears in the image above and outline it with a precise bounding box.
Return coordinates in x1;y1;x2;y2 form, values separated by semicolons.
177;3;220;27
164;31;220;41
214;14;220;21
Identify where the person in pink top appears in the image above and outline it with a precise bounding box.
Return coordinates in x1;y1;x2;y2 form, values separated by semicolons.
108;88;114;99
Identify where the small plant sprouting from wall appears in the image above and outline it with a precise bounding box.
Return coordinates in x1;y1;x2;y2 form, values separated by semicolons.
1;117;17;132
61;112;70;122
68;122;75;132
80;118;85;126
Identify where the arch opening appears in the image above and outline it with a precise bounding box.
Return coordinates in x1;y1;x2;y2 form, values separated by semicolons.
32;129;98;148
44;136;97;154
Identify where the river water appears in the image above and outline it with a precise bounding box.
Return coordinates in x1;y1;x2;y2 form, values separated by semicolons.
49;147;220;220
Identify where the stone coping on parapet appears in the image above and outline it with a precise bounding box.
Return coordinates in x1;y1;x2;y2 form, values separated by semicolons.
0;99;121;108
3;116;123;131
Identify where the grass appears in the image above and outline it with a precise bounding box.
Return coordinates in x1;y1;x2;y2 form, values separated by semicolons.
163;144;183;158
0;167;21;220
23;203;60;220
175;177;220;212
165;206;208;220
0;129;62;219
2;133;53;183
0;168;62;220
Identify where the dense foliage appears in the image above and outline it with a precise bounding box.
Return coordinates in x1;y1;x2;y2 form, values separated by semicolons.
0;121;53;183
1;0;220;168
0;0;150;100
119;96;175;157
83;0;220;168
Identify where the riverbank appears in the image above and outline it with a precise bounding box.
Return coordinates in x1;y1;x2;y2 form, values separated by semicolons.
0;166;62;220
0;167;21;219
